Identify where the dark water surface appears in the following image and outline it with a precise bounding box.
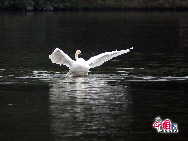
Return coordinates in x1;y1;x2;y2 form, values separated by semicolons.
0;12;188;140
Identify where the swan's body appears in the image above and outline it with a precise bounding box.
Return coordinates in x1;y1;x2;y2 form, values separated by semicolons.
49;47;133;77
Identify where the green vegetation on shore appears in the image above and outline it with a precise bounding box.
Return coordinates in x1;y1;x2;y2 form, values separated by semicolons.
0;0;188;11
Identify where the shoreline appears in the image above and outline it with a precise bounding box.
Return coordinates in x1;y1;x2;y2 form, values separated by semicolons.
1;0;188;12
1;8;188;12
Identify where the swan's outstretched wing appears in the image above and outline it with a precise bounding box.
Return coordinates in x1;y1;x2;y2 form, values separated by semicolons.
87;47;133;68
49;48;74;68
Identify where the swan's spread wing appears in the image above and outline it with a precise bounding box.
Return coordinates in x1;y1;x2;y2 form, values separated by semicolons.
49;48;74;68
87;47;133;68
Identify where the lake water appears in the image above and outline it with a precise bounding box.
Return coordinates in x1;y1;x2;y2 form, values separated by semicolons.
0;12;188;140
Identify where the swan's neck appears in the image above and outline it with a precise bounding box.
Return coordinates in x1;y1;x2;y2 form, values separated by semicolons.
75;53;78;61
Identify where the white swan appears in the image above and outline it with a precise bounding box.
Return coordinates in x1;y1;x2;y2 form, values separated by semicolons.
49;47;133;77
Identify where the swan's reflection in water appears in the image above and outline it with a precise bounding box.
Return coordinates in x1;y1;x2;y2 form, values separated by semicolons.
49;74;132;140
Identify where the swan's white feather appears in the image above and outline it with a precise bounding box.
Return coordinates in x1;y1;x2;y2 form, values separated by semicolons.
87;49;131;68
49;48;74;68
49;47;133;77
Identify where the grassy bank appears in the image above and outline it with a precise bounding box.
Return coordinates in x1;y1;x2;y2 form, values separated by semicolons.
1;0;188;11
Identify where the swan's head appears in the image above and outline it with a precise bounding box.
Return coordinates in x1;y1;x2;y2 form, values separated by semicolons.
75;50;81;60
76;50;81;55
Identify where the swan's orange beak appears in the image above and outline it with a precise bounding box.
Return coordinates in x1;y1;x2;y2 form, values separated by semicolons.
78;51;81;54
